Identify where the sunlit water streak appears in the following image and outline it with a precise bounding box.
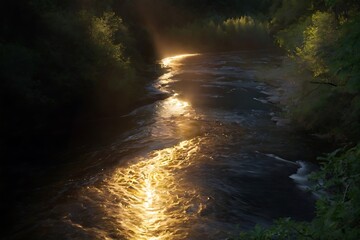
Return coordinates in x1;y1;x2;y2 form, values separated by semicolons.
102;138;206;240
96;54;206;240
156;54;200;92
161;54;200;68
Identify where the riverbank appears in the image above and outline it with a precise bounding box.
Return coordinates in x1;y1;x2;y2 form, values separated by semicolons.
232;2;360;236
4;51;323;239
224;53;360;239
1;65;171;237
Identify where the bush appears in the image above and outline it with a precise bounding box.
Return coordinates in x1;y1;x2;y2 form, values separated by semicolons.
275;17;311;55
0;2;148;164
164;16;271;53
296;11;340;79
272;7;360;141
234;145;360;240
270;0;312;31
235;3;360;237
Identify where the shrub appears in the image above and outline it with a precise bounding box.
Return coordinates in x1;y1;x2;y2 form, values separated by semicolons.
234;145;360;240
296;11;340;79
164;16;271;52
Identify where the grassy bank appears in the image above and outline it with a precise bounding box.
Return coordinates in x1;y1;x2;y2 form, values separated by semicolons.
232;0;360;238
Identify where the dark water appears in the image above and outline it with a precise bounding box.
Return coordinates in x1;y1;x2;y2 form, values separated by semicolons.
8;51;319;240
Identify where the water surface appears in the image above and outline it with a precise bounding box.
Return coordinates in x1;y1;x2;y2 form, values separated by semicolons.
10;51;318;240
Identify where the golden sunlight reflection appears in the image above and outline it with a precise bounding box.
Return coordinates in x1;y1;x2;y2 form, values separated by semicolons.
152;53;201;139
149;94;201;140
156;53;200;93
161;54;200;68
159;95;190;117
103;138;207;240
81;53;207;239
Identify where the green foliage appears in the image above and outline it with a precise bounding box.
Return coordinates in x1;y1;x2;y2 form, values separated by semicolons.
234;145;360;240
89;12;125;62
309;145;360;239
165;16;271;52
270;0;311;31
270;1;360;141
163;0;273;19
235;218;311;240
276;17;311;54
235;2;360;238
296;11;339;79
324;0;360;16
0;1;150;162
328;15;360;92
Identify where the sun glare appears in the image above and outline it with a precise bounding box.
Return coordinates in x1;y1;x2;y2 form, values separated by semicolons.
161;54;200;68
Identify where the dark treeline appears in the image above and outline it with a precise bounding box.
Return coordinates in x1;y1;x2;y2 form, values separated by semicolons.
1;0;154;166
124;0;275;54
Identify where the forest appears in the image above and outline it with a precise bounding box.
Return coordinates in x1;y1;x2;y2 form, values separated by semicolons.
1;0;360;239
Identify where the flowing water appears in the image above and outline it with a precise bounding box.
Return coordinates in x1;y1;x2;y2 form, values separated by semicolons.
10;51;320;240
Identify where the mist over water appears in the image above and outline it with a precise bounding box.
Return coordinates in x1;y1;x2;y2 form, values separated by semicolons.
11;51;318;239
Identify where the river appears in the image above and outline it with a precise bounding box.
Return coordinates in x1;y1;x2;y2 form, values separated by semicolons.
9;51;320;240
